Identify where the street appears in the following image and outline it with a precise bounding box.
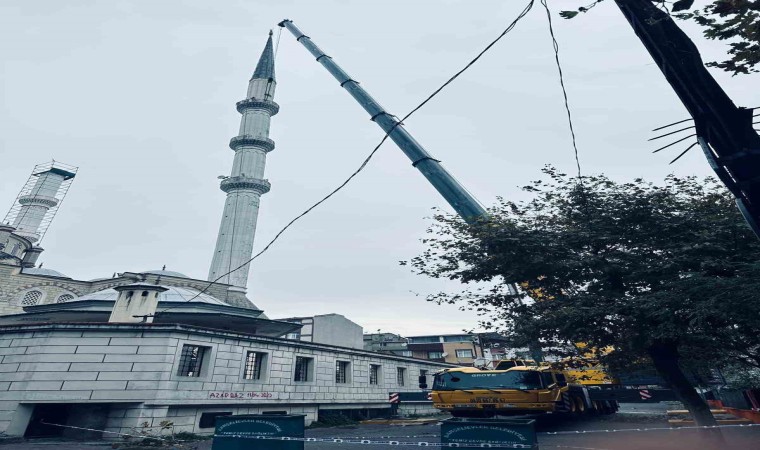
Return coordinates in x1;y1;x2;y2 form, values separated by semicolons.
1;408;758;450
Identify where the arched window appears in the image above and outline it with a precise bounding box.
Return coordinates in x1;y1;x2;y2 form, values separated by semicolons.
126;291;134;299
141;291;149;297
56;294;75;303
21;290;43;306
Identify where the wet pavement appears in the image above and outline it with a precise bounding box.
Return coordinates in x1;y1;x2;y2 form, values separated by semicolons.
1;408;757;450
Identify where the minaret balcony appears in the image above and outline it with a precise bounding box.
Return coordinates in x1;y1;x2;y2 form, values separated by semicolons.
229;135;275;152
220;176;271;195
236;98;280;116
18;195;58;208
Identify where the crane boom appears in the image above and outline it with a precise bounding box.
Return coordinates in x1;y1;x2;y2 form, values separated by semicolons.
278;20;487;222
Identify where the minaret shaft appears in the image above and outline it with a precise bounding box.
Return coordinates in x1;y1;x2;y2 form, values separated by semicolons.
208;33;278;290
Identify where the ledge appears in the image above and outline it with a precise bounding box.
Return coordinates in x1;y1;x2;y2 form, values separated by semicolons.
228;135;275;152
220;176;271;194
18;195;58;207
236;98;279;116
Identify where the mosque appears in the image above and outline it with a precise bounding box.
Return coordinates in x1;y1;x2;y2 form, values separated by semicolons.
0;32;447;438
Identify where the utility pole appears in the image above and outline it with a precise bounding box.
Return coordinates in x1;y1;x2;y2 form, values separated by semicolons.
614;0;760;237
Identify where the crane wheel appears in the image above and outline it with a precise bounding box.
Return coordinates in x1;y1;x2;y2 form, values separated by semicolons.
567;396;578;414
573;396;587;416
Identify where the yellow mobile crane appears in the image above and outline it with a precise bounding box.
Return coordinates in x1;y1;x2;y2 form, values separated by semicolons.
429;361;620;418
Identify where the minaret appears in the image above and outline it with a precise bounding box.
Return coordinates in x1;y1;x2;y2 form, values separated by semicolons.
208;32;279;292
9;165;77;244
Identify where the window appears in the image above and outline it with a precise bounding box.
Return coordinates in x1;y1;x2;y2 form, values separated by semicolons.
408;336;440;343
420;369;428;378
397;367;406;386
286;331;301;340
555;373;568;387
56;294;75;303
126;291;134;300
243;351;267;380
444;335;472;343
177;344;209;377
398;350;412;357
370;364;381;385
335;360;350;384
21;290;43;306
10;243;20;256
427;351;444;359
294;356;313;382
199;412;231;429
141;291;149;298
434;370;543;391
456;349;474;358
540;372;555;388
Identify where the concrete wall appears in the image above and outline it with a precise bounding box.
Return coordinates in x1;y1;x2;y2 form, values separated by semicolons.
0;324;451;436
312;315;363;350
397;402;439;417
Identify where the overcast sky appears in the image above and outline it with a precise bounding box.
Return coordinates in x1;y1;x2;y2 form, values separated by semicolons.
2;1;757;336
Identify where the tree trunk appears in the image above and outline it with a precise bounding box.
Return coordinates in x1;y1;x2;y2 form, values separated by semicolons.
647;341;717;426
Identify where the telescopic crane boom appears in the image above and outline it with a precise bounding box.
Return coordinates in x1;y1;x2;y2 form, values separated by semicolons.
278;20;487;222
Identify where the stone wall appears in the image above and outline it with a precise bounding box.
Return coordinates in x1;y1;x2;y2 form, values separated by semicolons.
0;324;452;436
0;265;254;316
0;265;89;315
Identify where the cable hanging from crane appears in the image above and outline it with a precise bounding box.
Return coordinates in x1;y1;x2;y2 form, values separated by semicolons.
154;1;536;315
540;0;583;181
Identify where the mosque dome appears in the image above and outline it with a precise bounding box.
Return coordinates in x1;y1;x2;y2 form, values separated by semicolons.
143;269;189;278
21;267;70;278
75;285;226;305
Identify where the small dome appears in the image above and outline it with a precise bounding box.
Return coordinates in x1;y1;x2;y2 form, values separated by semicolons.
75;285;226;306
21;267;70;278
143;269;188;278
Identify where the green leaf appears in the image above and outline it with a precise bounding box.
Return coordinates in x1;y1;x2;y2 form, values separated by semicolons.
672;0;695;12
559;10;579;19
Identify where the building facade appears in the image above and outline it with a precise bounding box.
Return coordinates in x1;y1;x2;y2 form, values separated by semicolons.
367;332;521;367
363;333;411;357
0;324;447;437
280;314;364;350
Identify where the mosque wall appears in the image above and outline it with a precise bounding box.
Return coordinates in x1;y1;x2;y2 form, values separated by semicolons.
0;266;255;316
0;323;450;436
0;265;90;315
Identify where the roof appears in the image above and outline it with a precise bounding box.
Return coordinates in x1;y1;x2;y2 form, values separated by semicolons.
143;269;188;278
74;285;226;306
20;267;70;278
252;31;275;80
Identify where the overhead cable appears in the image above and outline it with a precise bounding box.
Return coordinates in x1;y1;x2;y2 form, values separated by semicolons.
540;0;583;180
153;1;536;315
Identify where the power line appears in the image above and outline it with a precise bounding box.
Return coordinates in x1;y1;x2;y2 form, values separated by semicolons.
154;1;536;315
540;0;583;180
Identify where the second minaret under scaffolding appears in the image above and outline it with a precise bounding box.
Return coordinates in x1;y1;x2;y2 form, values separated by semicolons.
208;32;279;292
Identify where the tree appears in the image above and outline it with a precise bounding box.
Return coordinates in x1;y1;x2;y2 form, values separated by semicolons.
410;169;760;425
561;0;760;75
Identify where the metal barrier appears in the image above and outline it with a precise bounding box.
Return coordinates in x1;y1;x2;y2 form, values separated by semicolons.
441;418;538;450
212;414;305;450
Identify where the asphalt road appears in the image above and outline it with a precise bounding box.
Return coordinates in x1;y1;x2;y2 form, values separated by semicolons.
1;410;757;450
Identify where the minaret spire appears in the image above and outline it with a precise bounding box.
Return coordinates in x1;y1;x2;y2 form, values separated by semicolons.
252;30;275;81
208;33;280;296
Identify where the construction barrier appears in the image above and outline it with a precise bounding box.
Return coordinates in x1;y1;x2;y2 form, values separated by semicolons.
440;417;538;449
212;414;305;450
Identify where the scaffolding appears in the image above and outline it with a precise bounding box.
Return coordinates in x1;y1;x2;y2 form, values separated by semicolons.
3;160;78;244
